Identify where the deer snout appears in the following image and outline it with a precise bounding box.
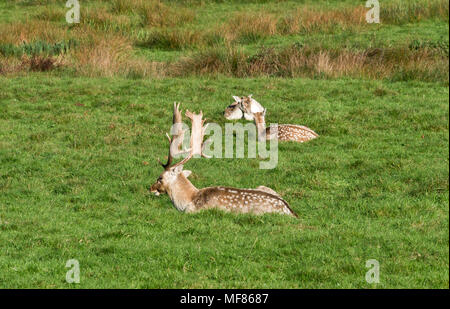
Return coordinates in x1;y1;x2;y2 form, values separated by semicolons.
149;183;162;196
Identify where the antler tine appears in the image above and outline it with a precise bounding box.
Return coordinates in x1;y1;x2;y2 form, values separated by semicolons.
158;103;182;170
170;152;193;169
173;102;182;125
170;130;193;169
170;110;195;169
185;109;194;120
158;132;173;170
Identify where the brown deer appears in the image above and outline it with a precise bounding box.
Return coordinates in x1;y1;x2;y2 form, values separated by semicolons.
253;109;318;143
150;105;298;217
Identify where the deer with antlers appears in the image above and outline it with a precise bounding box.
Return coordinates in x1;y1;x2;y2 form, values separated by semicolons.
150;103;298;217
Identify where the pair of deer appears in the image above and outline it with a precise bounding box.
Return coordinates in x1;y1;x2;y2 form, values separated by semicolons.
224;95;318;143
150;96;319;218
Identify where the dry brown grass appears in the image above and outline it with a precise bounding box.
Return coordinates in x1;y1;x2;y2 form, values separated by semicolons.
137;28;205;50
69;33;165;78
1;0;447;79
24;54;64;71
0;54;65;75
0;17;165;77
39;6;67;22
218;1;448;42
382;0;449;24
219;6;368;43
0;20;68;45
0;57;22;75
171;44;449;82
278;6;367;34
111;0;195;27
169;47;248;77
71;34;132;77
83;7;133;32
220;12;278;42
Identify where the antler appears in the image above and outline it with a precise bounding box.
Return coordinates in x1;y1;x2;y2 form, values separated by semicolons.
159;102;190;170
185;110;211;158
159;105;209;170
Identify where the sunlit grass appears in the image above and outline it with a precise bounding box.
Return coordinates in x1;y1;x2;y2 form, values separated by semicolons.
0;76;448;288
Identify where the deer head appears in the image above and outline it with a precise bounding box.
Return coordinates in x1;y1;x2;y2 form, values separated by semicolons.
150;164;193;196
224;95;264;121
224;101;244;120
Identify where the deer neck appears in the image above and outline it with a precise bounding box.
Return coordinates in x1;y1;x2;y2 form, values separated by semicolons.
166;174;199;212
254;117;267;140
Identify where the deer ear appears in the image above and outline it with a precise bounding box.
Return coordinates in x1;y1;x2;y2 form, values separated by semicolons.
232;96;241;102
182;170;192;178
173;165;184;174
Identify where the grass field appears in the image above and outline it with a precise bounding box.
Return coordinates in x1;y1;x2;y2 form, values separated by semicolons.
0;0;449;288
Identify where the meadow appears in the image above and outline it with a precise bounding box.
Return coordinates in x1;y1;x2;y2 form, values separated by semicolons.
0;0;448;288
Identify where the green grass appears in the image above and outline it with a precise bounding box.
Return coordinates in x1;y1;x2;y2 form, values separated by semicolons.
0;75;448;288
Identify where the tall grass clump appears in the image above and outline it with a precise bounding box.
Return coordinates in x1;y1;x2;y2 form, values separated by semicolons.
111;0;195;27
83;7;133;33
0;21;68;45
220;2;447;42
72;34;132;77
221;12;278;43
381;0;449;24
136;29;204;50
171;43;449;81
220;6;367;42
277;6;367;34
171;46;248;76
70;33;165;78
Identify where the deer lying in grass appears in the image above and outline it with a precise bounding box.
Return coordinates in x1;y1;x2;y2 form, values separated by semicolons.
253;109;318;143
224;95;318;143
150;104;298;217
224;95;264;121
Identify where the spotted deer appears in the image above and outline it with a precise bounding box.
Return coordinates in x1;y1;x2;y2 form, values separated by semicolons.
150;105;297;217
224;95;264;121
253;109;318;143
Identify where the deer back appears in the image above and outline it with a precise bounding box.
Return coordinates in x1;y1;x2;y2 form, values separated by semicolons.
191;186;298;217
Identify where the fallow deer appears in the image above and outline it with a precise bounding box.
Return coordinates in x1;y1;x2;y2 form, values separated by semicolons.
224;95;264;121
253;109;318;143
150;105;298;217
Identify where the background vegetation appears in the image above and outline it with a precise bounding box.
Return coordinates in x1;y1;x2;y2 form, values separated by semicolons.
0;0;448;288
0;0;448;81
